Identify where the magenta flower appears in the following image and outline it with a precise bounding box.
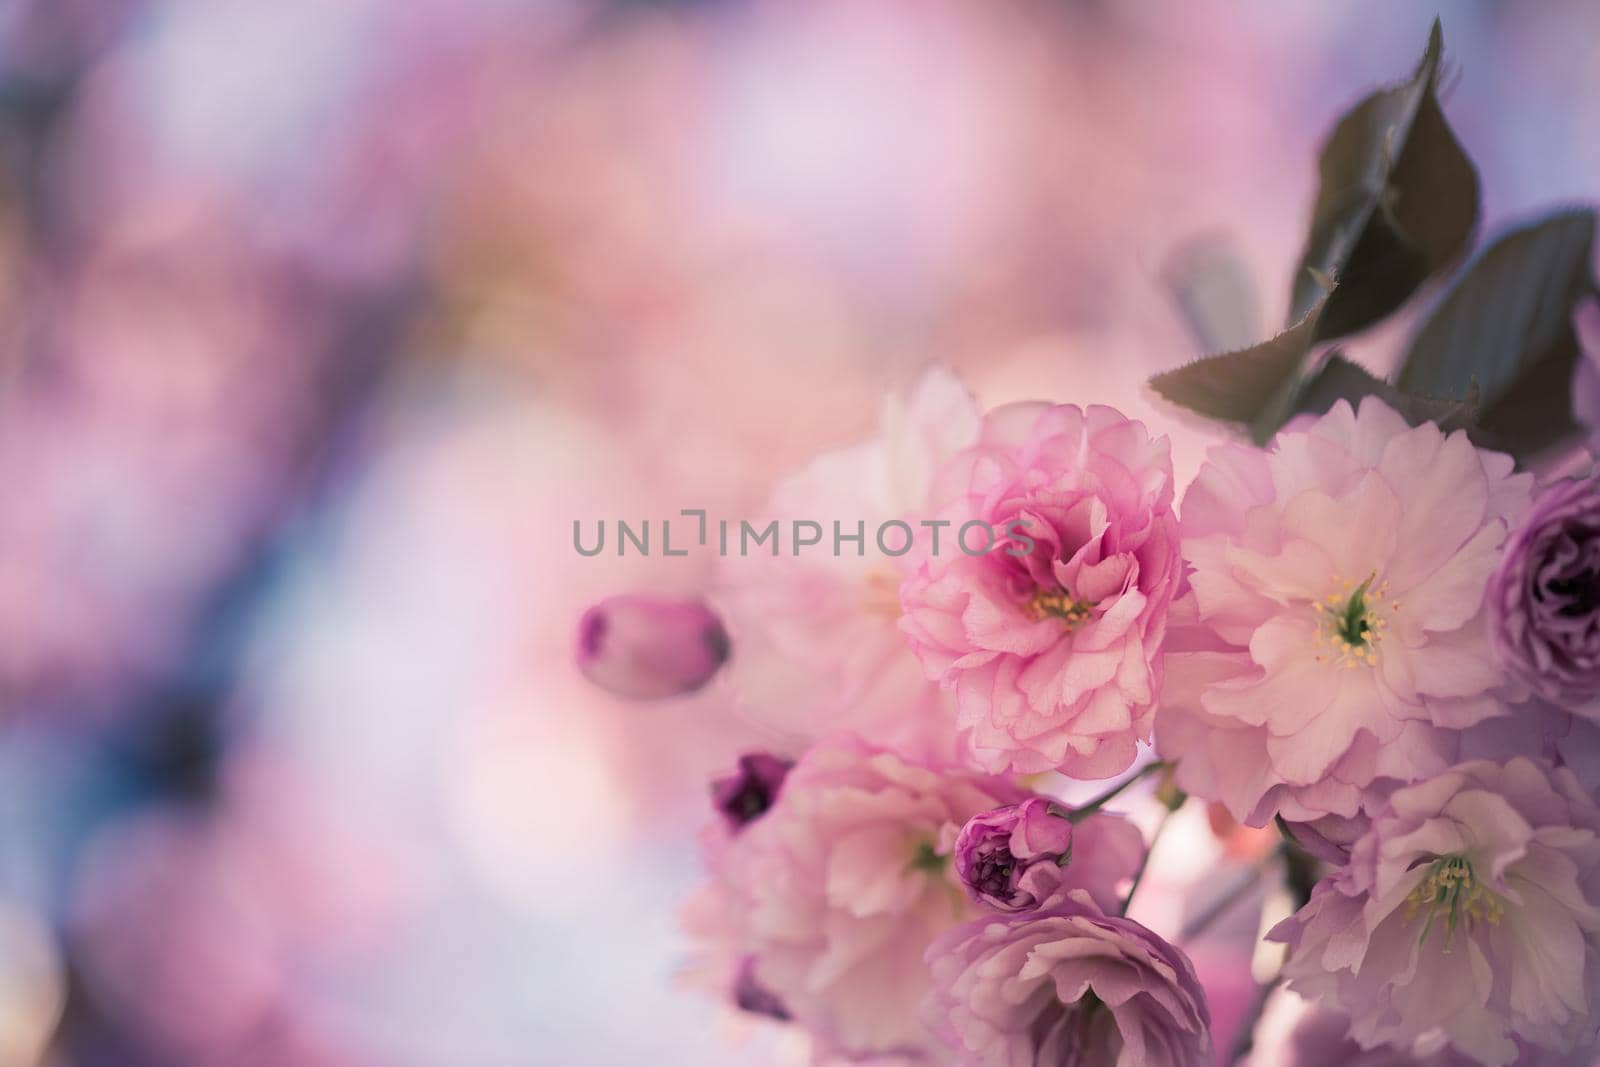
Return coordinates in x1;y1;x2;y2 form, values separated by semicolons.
924;888;1212;1067
575;594;729;699
1574;300;1600;457
1158;398;1533;826
954;797;1074;911
952;797;1145;915
899;403;1181;778
711;753;792;833
1269;758;1600;1067
682;736;1029;1060
1488;476;1600;718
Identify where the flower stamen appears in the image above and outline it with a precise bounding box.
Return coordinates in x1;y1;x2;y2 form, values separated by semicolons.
1312;573;1394;667
1025;587;1095;627
1404;854;1504;951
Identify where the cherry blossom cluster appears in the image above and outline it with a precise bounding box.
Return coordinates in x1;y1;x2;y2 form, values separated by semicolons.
580;368;1600;1066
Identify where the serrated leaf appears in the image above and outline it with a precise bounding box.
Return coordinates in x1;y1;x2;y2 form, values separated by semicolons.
1291;20;1480;339
1291;352;1477;431
1397;210;1597;460
1149;299;1325;432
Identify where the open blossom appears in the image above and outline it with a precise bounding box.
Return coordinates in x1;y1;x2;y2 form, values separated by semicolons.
574;594;729;699
1158;398;1533;825
899;403;1181;778
925;888;1212;1067
954;797;1145;913
1488;476;1600;718
1269;758;1600;1067
683;736;1028;1059
716;367;980;758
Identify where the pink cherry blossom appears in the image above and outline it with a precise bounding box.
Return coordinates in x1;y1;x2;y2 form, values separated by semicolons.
924;888;1212;1067
682;736;1027;1058
716;367;980;758
1269;758;1600;1067
899;403;1181;778
1158;398;1533;826
682;736;1150;1059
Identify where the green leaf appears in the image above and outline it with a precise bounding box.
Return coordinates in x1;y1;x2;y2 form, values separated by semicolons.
1291;352;1477;432
1149;298;1326;437
1397;210;1598;459
1291;19;1480;339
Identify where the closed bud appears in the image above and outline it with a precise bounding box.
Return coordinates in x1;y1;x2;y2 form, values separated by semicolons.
575;595;729;700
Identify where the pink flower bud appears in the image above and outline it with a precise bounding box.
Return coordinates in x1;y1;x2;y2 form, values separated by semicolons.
712;753;792;832
953;797;1074;912
575;595;729;700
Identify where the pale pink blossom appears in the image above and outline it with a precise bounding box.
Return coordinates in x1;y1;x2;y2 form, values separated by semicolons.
683;737;1022;1057
924;888;1212;1067
716;367;980;758
682;737;1147;1059
899;403;1181;777
1269;758;1600;1067
1158;398;1533;825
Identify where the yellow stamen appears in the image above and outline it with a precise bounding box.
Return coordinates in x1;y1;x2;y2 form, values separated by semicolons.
1404;854;1504;952
1025;587;1095;628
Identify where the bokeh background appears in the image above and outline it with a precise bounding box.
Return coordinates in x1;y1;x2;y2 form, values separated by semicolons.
0;1;1595;1064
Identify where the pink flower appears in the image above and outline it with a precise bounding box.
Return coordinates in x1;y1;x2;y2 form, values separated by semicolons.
954;797;1074;911
924;888;1212;1067
1158;398;1533;825
1487;475;1600;717
1269;758;1600;1067
1574;300;1600;457
684;736;1028;1059
953;797;1146;914
716;367;980;757
899;403;1181;777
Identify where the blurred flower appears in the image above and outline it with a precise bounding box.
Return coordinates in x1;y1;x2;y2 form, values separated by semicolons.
899;403;1180;778
732;957;791;1022
1160;398;1533;826
924;888;1212;1067
1245;993;1485;1067
716;367;978;758
1488;476;1600;717
69;809;285;1059
575;594;729;700
1574;300;1600;457
683;735;1027;1060
0;899;64;1067
712;752;792;834
1270;758;1600;1067
954;797;1074;911
1205;803;1279;864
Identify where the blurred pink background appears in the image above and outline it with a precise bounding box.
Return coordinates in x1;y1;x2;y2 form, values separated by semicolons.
0;1;1596;1063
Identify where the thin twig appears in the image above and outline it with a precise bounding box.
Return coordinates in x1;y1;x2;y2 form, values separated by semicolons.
1067;760;1168;823
1118;805;1175;916
1227;977;1281;1065
1179;863;1266;944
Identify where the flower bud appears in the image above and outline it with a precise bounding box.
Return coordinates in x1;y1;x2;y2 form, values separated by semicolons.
732;957;790;1021
1489;476;1600;715
711;753;792;832
575;595;729;700
953;797;1073;912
